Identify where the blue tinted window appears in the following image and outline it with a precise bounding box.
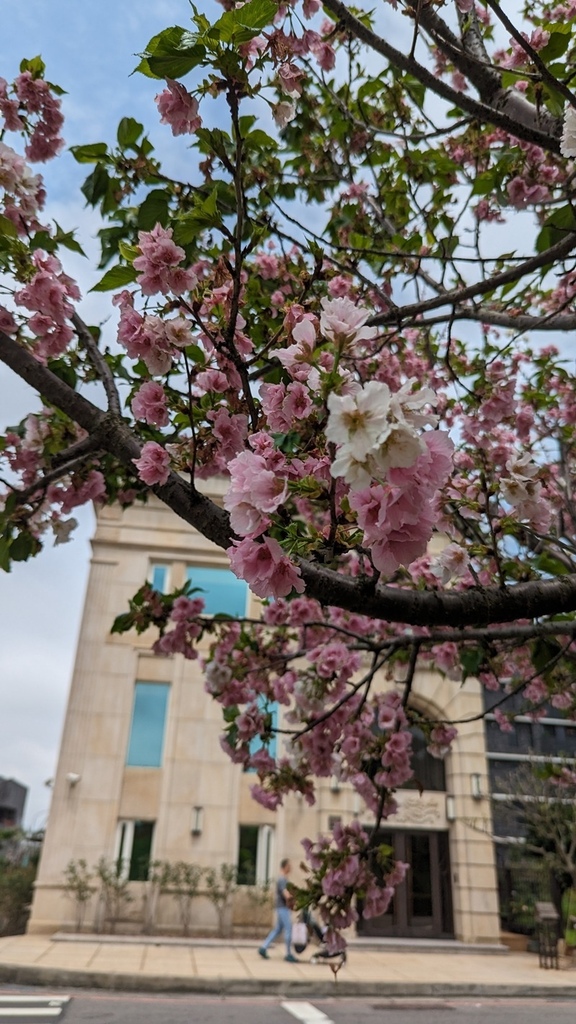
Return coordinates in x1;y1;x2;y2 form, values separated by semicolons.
126;683;170;767
185;566;248;616
150;564;168;593
248;697;279;766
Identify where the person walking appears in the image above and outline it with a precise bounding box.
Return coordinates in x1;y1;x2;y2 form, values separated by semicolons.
258;858;299;962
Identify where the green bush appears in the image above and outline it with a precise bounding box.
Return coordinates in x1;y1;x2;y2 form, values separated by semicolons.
0;861;37;936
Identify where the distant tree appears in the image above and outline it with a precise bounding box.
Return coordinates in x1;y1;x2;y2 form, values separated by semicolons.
62;858;94;933
94;857;133;934
498;760;576;888
168;861;205;938
204;864;237;938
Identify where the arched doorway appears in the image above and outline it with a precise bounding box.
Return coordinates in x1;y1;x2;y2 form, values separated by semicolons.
357;725;454;939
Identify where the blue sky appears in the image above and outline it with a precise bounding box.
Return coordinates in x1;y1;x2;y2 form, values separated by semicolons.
0;0;220;830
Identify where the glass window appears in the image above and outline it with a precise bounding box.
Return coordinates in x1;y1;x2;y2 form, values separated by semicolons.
247;697;279;767
237;824;273;886
116;820;155;881
403;726;446;792
185;566;248;617
129;821;155;881
150;564;168;593
237;825;258;885
126;682;169;767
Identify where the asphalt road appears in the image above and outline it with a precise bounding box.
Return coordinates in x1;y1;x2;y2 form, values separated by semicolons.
2;992;576;1024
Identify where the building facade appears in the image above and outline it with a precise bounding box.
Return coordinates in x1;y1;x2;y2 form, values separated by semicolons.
28;488;501;942
0;778;27;828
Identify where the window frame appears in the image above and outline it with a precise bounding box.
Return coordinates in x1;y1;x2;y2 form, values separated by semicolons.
114;819;155;881
237;824;274;886
185;565;249;617
149;563;169;594
126;681;170;768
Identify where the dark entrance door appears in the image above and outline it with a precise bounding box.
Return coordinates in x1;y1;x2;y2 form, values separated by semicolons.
357;830;454;939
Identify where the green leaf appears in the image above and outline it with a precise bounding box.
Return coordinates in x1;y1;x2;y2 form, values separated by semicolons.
246;129;278;150
118;241;140;262
137;189;171;231
148;47;206;79
19;55;46;77
539;29;572;62
90;264;138;292
53;223;86;257
117;117;144;148
81;164;110;206
0;214;18;239
110;611;136;635
460;647;485;681
70;142;109;164
184;343;207;366
532;637;562;675
10;532;39;562
47;358;78;389
136;26;207;79
536;204;576;253
0;537;11;573
208;0;277;43
471;170;496;197
534;552;570;577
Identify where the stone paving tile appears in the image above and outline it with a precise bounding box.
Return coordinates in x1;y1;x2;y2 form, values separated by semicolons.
0;940;54;964
87;945;146;973
140;946;198;976
35;946;100;967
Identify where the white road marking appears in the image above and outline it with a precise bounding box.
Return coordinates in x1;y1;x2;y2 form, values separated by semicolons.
0;997;70;1018
0;1000;69;1006
281;1001;334;1024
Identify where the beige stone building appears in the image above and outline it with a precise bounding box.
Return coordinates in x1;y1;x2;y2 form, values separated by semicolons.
28;488;500;943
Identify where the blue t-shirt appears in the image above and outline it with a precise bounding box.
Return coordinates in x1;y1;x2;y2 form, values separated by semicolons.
275;874;289;908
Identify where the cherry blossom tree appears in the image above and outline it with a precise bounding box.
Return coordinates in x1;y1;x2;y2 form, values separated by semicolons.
4;0;576;944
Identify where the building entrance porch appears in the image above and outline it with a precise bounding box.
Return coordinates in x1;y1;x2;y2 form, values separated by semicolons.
357;829;454;939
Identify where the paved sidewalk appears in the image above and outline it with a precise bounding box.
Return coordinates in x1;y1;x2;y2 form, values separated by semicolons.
1;935;576;997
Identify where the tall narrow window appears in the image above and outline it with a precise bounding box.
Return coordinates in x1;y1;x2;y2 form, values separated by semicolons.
248;697;279;764
126;682;170;767
149;563;169;593
185;566;248;617
237;824;274;885
116;820;155;881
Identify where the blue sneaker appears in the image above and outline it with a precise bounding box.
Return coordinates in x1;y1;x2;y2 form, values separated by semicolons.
258;947;269;959
284;953;299;963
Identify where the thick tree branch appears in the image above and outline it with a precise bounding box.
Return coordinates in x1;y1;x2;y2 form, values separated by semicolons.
367;231;576;327
321;0;562;152
418;3;564;132
0;332;233;551
71;313;122;417
483;0;576;108
296;556;576;627
404;307;576;332
6;334;576;630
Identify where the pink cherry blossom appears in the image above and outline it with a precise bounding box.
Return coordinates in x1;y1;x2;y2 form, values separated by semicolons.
227;536;305;599
320;296;377;348
133;223;198;297
133;442;171;485
224;450;288;537
0;306;17;334
155;79;202;136
131;381;169;427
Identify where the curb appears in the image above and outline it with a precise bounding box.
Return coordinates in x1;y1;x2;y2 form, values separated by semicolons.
1;963;576;999
50;933;508;955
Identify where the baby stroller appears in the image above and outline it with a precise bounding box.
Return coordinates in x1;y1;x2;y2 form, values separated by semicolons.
292;909;347;966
